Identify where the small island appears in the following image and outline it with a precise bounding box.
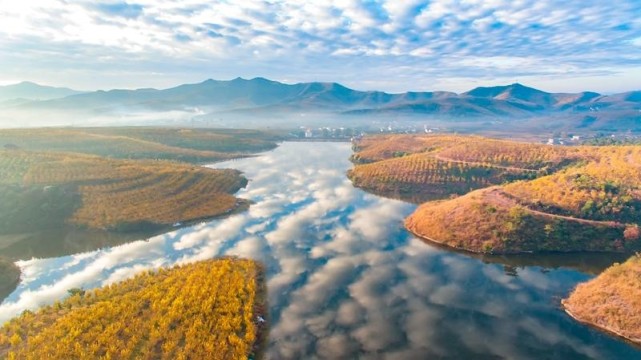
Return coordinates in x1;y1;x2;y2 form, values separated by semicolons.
349;134;641;254
0;258;267;359
562;254;641;346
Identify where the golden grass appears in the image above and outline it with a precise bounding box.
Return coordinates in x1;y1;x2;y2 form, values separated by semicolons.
562;254;641;345
0;258;266;359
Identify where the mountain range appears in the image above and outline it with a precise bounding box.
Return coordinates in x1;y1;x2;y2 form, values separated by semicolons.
0;81;83;103
0;78;639;131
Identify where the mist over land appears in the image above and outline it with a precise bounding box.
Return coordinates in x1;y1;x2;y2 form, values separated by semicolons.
0;78;639;135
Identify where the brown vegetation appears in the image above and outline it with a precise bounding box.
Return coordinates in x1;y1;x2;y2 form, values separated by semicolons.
0;149;248;232
0;127;282;163
562;254;641;345
0;258;266;359
348;151;534;203
405;187;626;253
350;134;641;253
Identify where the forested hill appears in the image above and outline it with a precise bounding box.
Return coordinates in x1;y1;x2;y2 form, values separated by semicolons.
349;134;641;254
0;258;266;359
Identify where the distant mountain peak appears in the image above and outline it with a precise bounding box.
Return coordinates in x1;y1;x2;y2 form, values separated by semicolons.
17;81;39;86
0;81;83;101
6;77;638;126
463;83;553;107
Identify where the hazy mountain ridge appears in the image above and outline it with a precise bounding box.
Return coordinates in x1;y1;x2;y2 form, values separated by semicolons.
0;78;638;130
0;81;84;101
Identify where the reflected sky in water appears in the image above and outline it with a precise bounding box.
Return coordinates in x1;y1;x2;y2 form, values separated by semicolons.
1;142;640;359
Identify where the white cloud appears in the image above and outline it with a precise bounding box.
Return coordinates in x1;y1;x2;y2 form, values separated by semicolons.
0;0;637;92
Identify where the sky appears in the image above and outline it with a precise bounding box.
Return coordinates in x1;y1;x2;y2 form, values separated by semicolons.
0;0;640;93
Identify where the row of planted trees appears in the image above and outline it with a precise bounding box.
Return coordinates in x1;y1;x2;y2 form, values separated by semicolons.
0;258;263;360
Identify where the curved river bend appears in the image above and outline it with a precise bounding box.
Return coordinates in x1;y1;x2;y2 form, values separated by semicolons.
1;142;640;359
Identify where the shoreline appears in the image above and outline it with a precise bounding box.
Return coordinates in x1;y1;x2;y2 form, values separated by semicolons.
406;223;634;256
562;301;641;348
0;259;20;304
0;199;252;304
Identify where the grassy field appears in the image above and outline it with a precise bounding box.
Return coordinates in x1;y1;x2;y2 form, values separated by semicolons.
0;258;267;359
562;254;641;345
350;134;641;253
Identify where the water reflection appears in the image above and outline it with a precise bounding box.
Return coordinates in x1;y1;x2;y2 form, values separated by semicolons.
0;227;157;261
0;142;639;359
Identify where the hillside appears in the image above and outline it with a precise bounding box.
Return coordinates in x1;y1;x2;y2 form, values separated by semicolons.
349;134;641;253
562;254;641;345
0;127;281;163
0;150;248;233
0;258;266;359
405;187;627;253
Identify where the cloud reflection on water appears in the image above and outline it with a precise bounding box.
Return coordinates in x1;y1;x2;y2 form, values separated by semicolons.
0;142;639;359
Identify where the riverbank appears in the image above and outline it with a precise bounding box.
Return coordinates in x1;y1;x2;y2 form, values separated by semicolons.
0;259;19;303
562;254;641;346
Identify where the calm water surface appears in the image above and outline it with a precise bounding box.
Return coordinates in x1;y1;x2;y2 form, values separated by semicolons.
1;142;639;359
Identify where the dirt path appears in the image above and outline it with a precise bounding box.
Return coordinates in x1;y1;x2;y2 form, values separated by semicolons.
431;154;540;173
484;187;624;228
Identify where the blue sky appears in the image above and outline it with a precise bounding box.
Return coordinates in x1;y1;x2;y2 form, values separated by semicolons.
0;0;640;93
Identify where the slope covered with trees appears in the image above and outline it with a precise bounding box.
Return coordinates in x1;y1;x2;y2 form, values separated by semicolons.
0;150;248;232
562;254;641;345
350;134;641;253
0;127;273;301
0;127;282;163
0;258;266;359
405;187;627;253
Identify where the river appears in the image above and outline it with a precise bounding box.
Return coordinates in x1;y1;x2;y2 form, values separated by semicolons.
1;142;639;359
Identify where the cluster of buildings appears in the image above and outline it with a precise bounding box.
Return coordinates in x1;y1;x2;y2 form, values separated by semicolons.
293;124;442;141
546;135;581;145
291;126;360;140
377;124;440;134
